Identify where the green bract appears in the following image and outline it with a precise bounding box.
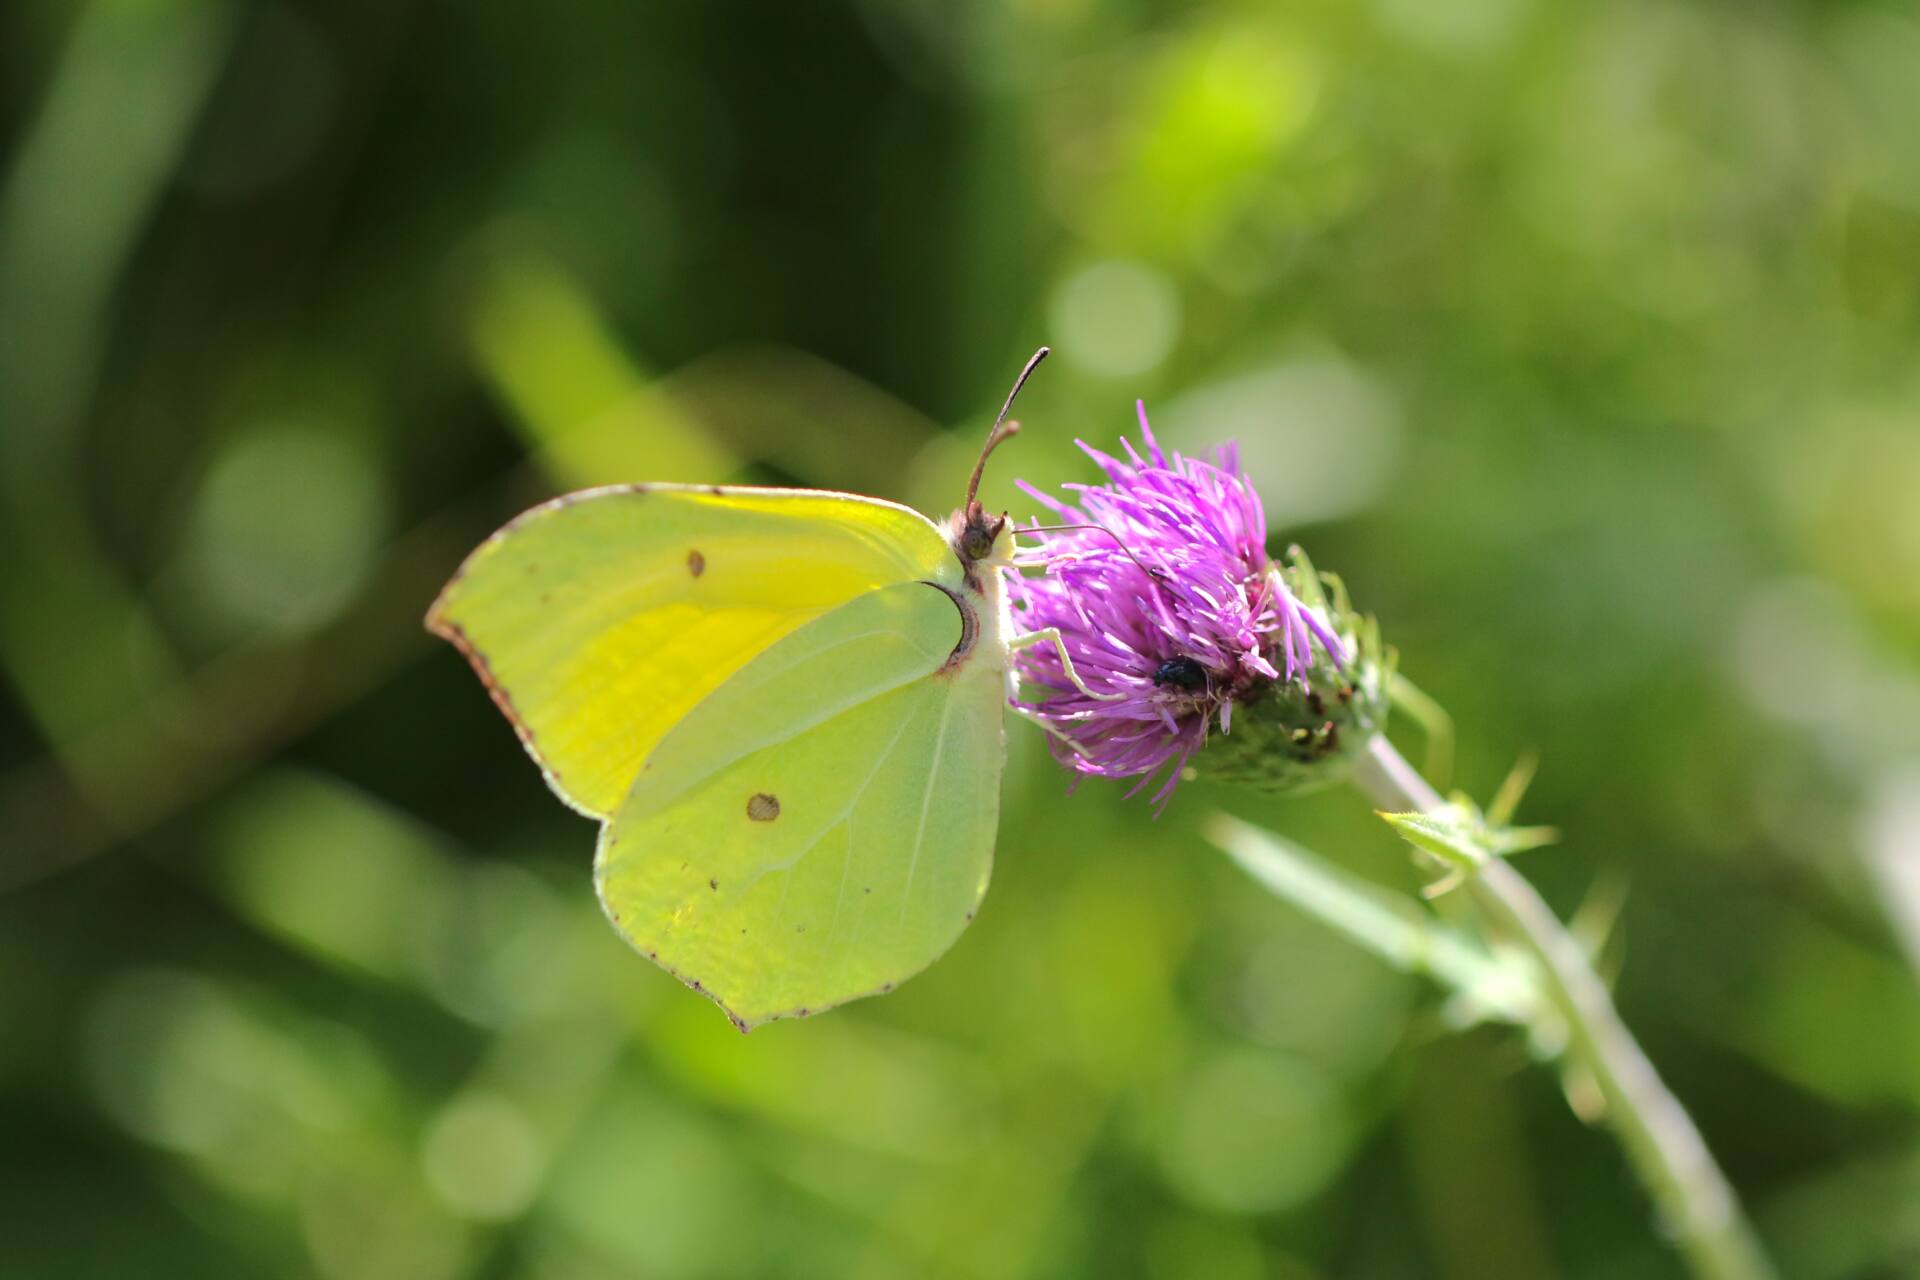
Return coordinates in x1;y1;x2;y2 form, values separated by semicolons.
1192;552;1392;794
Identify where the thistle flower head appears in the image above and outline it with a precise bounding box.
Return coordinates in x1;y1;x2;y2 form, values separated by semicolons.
1008;404;1387;805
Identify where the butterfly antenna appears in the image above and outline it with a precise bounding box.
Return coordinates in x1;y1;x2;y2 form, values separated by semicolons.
1015;521;1167;582
967;346;1049;508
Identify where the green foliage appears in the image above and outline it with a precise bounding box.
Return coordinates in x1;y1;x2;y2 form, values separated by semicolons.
4;0;1920;1276
1380;800;1559;872
1207;815;1536;1029
1377;752;1559;895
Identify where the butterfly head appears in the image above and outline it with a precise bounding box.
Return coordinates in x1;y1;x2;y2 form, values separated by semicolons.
952;500;1014;571
953;346;1048;576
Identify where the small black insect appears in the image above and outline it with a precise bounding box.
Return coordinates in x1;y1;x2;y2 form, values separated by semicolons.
1152;656;1209;692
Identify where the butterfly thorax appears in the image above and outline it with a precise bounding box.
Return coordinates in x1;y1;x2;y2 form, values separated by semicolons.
939;502;1016;681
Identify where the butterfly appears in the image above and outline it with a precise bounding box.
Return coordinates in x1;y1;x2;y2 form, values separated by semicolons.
427;350;1105;1030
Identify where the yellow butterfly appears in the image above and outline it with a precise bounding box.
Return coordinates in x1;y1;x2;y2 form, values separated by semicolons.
428;351;1102;1029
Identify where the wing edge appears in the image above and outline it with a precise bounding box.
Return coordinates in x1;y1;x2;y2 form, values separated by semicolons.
424;480;952;632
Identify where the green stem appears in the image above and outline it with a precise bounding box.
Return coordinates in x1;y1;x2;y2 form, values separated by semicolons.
1351;736;1777;1280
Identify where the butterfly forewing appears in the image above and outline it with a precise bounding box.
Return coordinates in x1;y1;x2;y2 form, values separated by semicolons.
426;485;956;818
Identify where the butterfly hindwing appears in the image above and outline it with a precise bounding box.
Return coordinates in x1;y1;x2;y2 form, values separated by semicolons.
595;579;1007;1029
426;485;955;818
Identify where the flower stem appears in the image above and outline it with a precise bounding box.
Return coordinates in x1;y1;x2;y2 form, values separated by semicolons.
1351;735;1777;1280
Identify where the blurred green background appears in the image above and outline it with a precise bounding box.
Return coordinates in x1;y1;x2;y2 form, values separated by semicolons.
5;0;1920;1276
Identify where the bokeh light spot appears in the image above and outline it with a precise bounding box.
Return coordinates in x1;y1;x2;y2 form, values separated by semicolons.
1156;1047;1351;1214
1371;0;1528;57
178;419;387;635
1050;260;1182;378
215;770;456;984
538;1086;752;1275
422;1090;545;1221
1162;357;1399;525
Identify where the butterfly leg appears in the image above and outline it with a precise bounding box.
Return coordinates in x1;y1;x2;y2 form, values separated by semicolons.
1009;704;1095;760
1009;627;1125;701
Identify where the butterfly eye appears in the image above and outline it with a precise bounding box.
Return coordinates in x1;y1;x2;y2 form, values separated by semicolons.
960;522;995;563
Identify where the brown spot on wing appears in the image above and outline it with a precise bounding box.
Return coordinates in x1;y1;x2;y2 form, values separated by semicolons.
747;793;780;822
687;549;706;577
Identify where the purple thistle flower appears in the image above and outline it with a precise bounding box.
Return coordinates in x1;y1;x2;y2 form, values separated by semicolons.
1007;403;1349;806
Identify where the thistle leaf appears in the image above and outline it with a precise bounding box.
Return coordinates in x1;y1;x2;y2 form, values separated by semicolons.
1490;824;1561;858
1487;752;1541;827
1380;806;1488;870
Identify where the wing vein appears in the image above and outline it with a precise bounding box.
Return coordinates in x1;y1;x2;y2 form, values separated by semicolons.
631;614;953;811
898;692;956;924
748;694;924;898
824;820;857;965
